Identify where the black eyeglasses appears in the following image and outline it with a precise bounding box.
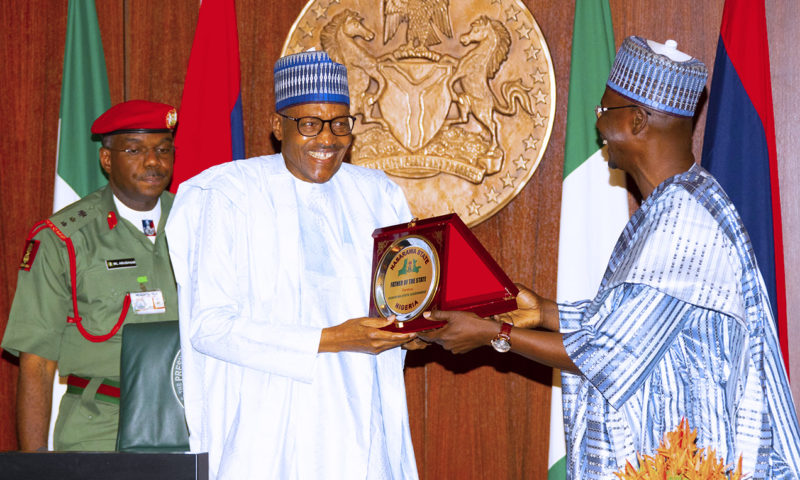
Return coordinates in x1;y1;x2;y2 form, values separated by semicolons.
278;113;356;137
105;145;175;159
594;105;651;119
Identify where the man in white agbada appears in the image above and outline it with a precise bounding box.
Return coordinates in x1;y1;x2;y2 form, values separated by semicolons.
166;51;420;480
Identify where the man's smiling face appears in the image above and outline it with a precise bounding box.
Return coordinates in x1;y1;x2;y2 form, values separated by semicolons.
272;102;353;184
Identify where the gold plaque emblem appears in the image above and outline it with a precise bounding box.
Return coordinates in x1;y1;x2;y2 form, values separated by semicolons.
374;236;440;323
283;0;556;226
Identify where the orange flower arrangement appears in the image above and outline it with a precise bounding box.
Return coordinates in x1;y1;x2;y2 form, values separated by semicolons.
614;418;744;480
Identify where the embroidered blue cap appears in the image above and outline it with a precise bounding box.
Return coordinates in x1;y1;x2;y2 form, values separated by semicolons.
607;36;708;117
274;51;350;112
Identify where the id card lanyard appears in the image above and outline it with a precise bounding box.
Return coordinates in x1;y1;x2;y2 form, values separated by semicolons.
130;276;166;315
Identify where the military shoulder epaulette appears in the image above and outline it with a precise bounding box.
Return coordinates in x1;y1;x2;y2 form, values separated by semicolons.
47;190;105;237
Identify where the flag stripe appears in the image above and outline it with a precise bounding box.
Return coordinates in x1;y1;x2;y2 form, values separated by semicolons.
55;0;111;208
172;0;245;192
701;0;788;370
562;1;615;178
231;93;245;160
720;1;788;370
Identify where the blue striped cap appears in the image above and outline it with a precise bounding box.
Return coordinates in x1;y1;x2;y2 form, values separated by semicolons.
274;51;350;112
607;36;708;117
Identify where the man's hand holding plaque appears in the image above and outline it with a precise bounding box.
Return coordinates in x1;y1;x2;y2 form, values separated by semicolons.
318;315;417;354
370;214;519;333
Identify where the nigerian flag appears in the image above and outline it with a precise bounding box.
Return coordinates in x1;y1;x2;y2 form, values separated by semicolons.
48;0;111;449
53;0;111;211
549;1;629;478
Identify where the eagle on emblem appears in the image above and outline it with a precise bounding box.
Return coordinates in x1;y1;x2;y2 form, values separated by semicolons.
383;0;452;49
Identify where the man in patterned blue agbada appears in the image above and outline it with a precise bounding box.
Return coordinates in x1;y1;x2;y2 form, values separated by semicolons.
421;36;800;479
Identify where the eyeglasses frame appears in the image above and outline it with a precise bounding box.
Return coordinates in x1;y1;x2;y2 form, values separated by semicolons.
277;112;357;137
594;104;652;119
103;145;176;159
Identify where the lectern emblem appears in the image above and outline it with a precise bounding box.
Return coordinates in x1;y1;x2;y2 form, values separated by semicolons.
283;0;555;226
171;350;184;408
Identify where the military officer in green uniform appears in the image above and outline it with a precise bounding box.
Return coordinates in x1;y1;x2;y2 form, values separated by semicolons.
1;100;179;451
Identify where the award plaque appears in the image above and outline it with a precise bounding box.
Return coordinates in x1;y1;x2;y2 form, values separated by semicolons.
373;235;441;325
370;214;519;332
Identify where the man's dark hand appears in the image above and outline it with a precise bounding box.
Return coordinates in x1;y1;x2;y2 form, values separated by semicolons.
418;310;498;354
319;316;417;354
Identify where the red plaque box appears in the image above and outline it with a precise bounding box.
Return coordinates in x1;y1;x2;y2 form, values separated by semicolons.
370;214;518;332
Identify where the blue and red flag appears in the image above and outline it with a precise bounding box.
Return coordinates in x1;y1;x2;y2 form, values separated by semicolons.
171;0;245;192
701;0;788;370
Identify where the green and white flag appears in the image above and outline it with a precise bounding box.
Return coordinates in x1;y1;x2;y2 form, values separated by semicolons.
49;0;111;449
549;2;628;478
53;0;111;211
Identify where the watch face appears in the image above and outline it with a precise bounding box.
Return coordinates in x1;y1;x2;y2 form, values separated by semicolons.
491;337;511;353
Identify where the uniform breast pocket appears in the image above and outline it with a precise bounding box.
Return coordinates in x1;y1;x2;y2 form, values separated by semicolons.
80;259;140;300
76;258;140;330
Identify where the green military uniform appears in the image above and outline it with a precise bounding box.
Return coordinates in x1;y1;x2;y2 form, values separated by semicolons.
2;184;177;451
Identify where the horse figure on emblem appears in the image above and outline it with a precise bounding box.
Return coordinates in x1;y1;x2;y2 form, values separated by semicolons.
448;15;534;174
321;10;386;126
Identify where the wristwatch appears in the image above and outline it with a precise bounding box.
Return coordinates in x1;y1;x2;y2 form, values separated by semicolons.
490;322;513;353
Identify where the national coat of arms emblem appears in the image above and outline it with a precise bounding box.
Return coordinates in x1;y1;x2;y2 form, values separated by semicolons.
283;0;555;226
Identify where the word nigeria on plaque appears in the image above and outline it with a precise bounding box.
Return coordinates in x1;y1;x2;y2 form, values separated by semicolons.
371;214;518;332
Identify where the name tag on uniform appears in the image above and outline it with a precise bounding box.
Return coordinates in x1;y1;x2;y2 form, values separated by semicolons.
107;258;136;269
130;290;166;315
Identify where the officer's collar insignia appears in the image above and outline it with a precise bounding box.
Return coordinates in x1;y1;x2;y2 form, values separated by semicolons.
107;211;118;230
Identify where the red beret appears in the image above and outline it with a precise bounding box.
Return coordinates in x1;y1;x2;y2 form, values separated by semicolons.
91;100;178;135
